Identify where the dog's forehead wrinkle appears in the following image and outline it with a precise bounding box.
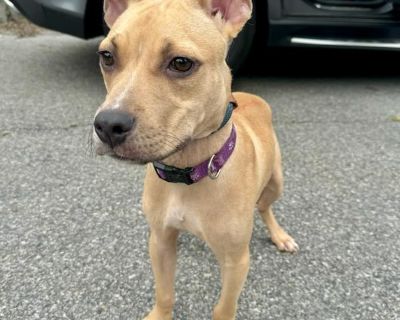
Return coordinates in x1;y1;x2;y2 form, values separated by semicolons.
161;41;173;57
159;40;203;63
110;34;120;50
99;37;114;52
116;1;224;60
157;22;225;61
107;32;125;48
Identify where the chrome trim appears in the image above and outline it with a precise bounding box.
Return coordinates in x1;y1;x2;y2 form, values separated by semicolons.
290;37;400;50
314;2;393;13
314;3;372;11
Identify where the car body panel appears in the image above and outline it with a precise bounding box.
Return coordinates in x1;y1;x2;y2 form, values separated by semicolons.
10;0;103;38
266;0;400;49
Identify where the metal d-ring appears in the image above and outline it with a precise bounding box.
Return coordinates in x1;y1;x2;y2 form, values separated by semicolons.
207;154;221;180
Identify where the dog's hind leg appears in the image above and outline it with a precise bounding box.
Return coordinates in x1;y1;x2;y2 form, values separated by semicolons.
257;138;298;253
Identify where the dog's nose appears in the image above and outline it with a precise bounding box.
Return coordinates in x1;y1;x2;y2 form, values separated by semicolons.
94;110;134;146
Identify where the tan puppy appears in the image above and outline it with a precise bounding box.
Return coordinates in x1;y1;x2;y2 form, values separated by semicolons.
93;0;298;319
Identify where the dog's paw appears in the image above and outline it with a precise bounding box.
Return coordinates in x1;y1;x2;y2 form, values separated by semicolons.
142;314;160;320
271;232;299;253
143;308;173;320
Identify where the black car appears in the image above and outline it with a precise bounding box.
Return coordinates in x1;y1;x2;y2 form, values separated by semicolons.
10;0;400;71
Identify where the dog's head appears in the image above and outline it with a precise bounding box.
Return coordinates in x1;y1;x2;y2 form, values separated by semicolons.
93;0;252;163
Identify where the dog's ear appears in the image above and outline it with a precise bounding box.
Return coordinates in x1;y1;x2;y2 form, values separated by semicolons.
104;0;130;28
199;0;252;39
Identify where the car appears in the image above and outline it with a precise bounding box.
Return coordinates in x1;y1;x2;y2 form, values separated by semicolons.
9;0;400;72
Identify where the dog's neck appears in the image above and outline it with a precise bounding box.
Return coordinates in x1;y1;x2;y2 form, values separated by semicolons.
161;117;233;169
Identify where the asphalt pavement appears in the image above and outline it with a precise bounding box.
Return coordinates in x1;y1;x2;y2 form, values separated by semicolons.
0;31;399;320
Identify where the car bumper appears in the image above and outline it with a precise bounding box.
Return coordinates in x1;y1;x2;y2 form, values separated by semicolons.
10;0;101;38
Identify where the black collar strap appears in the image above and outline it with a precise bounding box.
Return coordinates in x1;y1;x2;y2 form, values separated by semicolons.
153;125;237;185
215;101;236;132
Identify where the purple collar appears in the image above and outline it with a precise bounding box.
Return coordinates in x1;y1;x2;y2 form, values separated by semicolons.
153;125;237;185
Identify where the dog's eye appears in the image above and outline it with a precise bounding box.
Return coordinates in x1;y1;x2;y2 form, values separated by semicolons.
168;57;194;73
97;50;115;67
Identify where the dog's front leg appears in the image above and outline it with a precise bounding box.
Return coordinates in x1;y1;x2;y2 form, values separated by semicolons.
144;227;179;320
212;247;250;320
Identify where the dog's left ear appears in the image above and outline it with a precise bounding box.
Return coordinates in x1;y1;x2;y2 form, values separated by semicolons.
104;0;130;28
199;0;252;39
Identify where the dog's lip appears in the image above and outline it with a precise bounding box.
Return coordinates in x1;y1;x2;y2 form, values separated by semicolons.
95;146;114;156
110;152;166;165
110;139;189;164
95;133;190;163
111;150;171;164
110;153;145;163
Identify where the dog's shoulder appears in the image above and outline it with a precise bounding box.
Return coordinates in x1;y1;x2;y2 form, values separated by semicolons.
232;91;272;124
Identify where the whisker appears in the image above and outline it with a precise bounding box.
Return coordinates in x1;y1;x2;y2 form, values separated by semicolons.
86;125;95;157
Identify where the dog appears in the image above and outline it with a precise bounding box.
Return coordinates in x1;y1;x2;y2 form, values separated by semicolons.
92;0;298;319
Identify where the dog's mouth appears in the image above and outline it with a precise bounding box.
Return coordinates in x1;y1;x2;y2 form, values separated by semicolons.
93;131;189;164
113;143;187;164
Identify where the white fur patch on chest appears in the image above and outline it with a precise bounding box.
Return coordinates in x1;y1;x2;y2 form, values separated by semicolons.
163;195;203;238
164;206;185;229
163;193;186;229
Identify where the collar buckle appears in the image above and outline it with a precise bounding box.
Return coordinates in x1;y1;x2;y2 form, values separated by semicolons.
153;162;194;185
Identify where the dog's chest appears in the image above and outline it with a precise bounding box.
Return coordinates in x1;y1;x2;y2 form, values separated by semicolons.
164;207;185;228
163;195;203;237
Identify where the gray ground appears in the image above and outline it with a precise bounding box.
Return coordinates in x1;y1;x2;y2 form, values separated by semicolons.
0;32;399;320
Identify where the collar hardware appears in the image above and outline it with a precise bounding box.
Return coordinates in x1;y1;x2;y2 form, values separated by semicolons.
207;154;221;180
153;162;194;185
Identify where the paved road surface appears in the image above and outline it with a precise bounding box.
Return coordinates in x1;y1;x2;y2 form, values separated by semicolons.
1;32;399;320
